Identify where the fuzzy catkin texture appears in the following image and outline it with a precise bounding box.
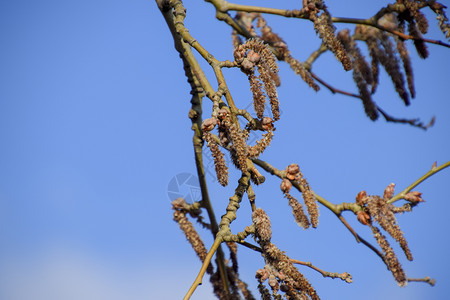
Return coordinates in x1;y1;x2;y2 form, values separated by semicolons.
408;21;429;58
227;242;239;274
237;278;257;300
248;73;266;119
247;131;274;158
298;176;319;228
204;131;228;186
338;29;378;120
228;121;248;173
367;196;413;261
263;242;319;300
252;208;272;242
309;5;352;71
434;4;450;39
286;193;310;229
396;39;415;98
379;32;411;104
370;225;407;286
173;210;213;274
285;55;320;91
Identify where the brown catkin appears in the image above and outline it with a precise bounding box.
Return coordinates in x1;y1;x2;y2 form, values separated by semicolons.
247;130;274;158
378;32;410;105
228;121;248;173
396;39;415;98
173;210;213;274
263;242;319;299
286;193;311;229
257;283;272;300
204;131;228;186
310;8;352;71
252;208;272;242
370;225;407;286
248;73;266;118
408;21;429;59
338;29;378;120
285;55;320;91
297;174;319;228
367;196;413;261
432;3;450;39
237;278;257;300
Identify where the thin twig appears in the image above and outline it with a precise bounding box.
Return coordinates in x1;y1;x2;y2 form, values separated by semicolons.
407;276;436;286
388;161;450;204
311;72;434;130
290;259;353;283
184;237;223;300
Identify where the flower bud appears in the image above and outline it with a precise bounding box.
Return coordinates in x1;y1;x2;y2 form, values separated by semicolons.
217;108;229;120
404;191;424;203
357;211;371;225
383;183;395;199
261;117;273;131
280;179;292;193
255;268;269;282
355;190;367;206
241;59;255;72
246;49;260;64
201;118;217;132
286;163;299;180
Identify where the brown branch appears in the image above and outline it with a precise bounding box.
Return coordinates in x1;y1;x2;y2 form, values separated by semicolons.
311;72;433;130
337;215;386;263
206;0;450;48
252;159;387;263
377;107;435;130
331;17;450;48
310;72;360;98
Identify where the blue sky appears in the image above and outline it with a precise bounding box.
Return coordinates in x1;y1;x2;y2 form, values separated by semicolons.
0;1;449;299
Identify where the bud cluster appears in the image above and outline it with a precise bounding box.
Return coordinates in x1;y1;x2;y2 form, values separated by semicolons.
281;164;319;228
353;181;426;286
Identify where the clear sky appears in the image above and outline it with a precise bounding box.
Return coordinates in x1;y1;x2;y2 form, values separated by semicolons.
0;1;449;300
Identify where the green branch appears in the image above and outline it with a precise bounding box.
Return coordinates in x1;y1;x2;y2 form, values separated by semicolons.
388;161;450;204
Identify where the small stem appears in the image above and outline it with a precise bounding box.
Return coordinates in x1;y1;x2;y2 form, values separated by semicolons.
388;161;450;204
311;72;433;130
337;215;386;262
184;237;223;300
237;240;262;253
290;259;352;283
311;72;360;98
407;276;436;286
304;44;328;71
